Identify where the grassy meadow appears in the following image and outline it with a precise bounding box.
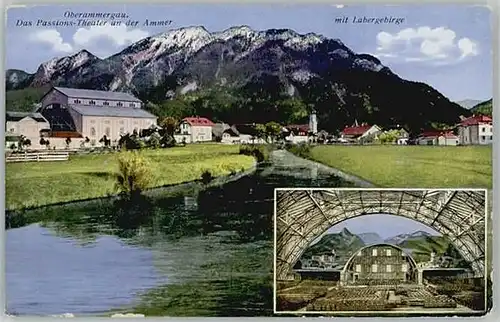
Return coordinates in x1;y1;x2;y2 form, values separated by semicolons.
6;144;256;210
307;145;492;188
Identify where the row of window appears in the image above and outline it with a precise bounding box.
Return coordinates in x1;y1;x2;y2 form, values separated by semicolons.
73;98;136;108
358;249;397;257
89;127;138;137
464;135;493;143
481;127;492;133
355;263;407;273
89;120;139;125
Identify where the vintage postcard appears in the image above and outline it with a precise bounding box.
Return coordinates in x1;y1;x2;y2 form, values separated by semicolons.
4;3;492;317
274;188;490;316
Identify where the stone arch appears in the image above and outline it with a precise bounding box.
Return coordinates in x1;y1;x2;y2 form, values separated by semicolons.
276;189;486;280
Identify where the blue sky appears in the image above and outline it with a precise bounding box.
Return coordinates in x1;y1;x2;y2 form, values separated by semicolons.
6;4;492;101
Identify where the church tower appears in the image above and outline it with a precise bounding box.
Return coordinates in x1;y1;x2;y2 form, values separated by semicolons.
309;110;318;134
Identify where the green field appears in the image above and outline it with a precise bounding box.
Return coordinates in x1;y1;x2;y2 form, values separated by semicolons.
6;144;255;210
307;145;492;188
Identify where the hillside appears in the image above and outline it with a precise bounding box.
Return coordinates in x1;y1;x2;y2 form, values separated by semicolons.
5;87;49;112
470;99;492;116
5;25;470;132
301;229;467;268
302;228;365;261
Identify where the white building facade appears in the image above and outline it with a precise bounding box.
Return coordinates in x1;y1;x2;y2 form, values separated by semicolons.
458;115;493;145
178;117;214;142
38;87;157;146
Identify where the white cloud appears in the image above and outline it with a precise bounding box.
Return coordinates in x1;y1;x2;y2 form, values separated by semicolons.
29;29;73;53
374;26;479;65
73;24;149;48
28;24;149;58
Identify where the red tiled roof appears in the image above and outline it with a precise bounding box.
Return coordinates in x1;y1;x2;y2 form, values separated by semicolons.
182;117;214;126
460;115;492;126
49;131;84;138
419;131;457;139
341;125;372;136
286;124;309;133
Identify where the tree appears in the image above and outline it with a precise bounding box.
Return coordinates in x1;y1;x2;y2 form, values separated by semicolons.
377;130;400;144
116;151;154;198
17;135;31;151
159;116;178;136
255;124;267;143
99;135;111;148
276;98;308;124
23;138;31;149
265;121;283;143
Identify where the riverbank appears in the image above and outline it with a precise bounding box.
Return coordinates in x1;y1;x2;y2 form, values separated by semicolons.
288;145;492;188
6;144;256;210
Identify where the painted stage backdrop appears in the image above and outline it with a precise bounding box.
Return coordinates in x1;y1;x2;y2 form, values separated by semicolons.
4;3;492;317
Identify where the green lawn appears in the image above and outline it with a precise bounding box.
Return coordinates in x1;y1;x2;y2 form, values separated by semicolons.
307;145;492;188
6;144;255;210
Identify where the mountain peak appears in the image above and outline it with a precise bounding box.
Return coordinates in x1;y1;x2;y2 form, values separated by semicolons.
215;25;259;41
72;49;95;57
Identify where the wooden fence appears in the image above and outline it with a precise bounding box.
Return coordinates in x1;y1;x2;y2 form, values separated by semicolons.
6;151;70;163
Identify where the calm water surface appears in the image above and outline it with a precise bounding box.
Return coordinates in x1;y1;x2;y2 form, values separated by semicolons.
6;150;351;316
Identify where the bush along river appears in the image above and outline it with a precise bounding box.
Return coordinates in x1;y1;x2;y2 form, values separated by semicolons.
6;150;356;317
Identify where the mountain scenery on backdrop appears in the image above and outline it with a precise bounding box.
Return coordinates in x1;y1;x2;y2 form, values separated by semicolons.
455;99;483;110
6;25;471;133
300;228;468;267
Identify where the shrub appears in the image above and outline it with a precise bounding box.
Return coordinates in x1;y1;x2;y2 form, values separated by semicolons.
201;169;215;184
239;144;270;162
148;132;161;149
160;134;176;148
116;151;154;197
118;134;142;150
286;143;310;159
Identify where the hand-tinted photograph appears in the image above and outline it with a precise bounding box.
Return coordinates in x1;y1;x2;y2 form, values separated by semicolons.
4;3;492;317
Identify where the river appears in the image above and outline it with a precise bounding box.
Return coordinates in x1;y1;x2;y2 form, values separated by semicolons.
6;150;354;317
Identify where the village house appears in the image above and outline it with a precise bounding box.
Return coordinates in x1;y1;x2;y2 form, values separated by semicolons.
284;111;319;144
458;115;493;145
212;123;242;144
177;117;214;143
340;123;382;143
5;112;51;149
284;124;310;144
417;130;459;146
37;86;157;148
231;124;267;144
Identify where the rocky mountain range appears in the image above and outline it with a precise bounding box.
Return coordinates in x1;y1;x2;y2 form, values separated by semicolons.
300;228;454;265
6;25;470;131
455;99;483;110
